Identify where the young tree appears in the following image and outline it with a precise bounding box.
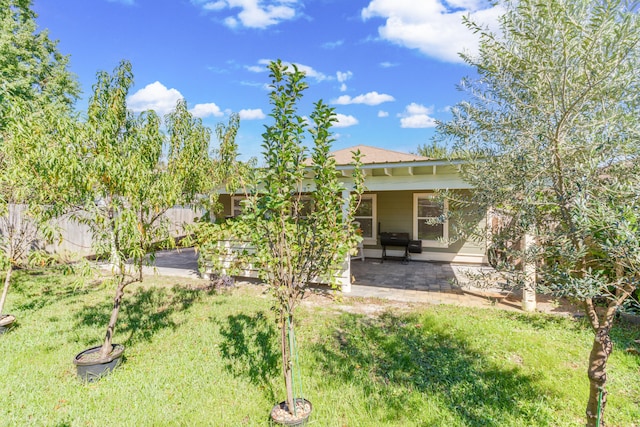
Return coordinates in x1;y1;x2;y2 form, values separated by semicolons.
0;0;79;326
437;0;639;425
127;99;214;281
218;60;364;421
0;103;77;321
415;141;461;159
66;60;214;361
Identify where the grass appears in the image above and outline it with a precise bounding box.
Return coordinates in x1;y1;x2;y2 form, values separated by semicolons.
0;268;639;426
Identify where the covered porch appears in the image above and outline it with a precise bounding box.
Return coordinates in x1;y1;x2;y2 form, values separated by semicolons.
141;248;573;314
350;257;474;293
348;257;572;313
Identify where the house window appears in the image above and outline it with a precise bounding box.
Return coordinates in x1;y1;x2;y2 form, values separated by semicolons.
231;196;246;217
413;193;448;247
354;194;377;245
293;196;314;219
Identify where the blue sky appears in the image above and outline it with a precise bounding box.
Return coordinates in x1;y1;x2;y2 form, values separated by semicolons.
33;0;502;160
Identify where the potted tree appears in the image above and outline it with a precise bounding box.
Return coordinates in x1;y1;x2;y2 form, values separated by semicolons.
214;60;364;424
0;102;82;334
63;61;214;381
0;205;40;334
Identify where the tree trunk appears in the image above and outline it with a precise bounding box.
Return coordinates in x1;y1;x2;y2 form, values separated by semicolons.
99;275;126;359
281;312;295;414
138;251;144;282
98;211;127;359
0;265;13;314
109;208;122;275
585;327;613;427
521;232;536;312
138;210;145;282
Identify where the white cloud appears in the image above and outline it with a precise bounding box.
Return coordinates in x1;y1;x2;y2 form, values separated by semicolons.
203;1;226;10
190;103;224;118
292;62;327;82
337;71;352;83
224;16;239;27
398;102;437;128
334;114;359;128
362;0;503;63
322;40;344;49
332;91;395;106
107;0;135;5
248;59;327;82
378;110;389;117
245;64;267;73
194;0;298;29
127;81;183;115
337;71;352;92
238;108;266;120
447;0;484;9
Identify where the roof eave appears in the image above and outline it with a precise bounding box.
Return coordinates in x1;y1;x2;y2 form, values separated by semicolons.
334;159;466;171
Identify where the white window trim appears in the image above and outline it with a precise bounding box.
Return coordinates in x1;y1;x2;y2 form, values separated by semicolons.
355;194;377;245
413;193;449;248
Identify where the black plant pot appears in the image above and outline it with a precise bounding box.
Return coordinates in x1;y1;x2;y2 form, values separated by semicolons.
0;314;16;335
73;344;125;382
270;398;312;426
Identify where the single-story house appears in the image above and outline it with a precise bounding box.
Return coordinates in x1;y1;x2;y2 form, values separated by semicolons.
215;145;488;277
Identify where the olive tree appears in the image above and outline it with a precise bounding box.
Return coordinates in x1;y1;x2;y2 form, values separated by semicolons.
437;0;639;425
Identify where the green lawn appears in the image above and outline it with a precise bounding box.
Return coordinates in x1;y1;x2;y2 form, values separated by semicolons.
0;269;639;426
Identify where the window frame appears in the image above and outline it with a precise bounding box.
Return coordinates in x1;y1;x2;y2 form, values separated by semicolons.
354;194;377;245
413;193;448;248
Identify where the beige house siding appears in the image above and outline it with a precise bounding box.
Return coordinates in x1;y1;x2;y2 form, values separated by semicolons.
217;191;486;264
376;191;412;235
213;146;487;265
363;190;486;263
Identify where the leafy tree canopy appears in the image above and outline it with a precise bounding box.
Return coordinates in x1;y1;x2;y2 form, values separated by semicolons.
437;0;639;424
0;0;79;130
0;0;79;317
415;141;463;159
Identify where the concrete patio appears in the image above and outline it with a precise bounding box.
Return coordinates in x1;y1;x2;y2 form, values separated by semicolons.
135;248;577;315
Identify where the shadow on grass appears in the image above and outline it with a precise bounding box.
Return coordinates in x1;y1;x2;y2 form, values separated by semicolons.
506;308;639;351
11;269;90;313
219;311;279;402
502;309;582;331
313;311;555;426
73;284;209;346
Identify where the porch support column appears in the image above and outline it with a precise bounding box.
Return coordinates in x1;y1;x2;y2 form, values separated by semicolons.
521;232;537;312
338;189;352;293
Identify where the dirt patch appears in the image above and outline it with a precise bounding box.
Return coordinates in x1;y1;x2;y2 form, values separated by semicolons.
299;289;418;316
222;278;581;317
